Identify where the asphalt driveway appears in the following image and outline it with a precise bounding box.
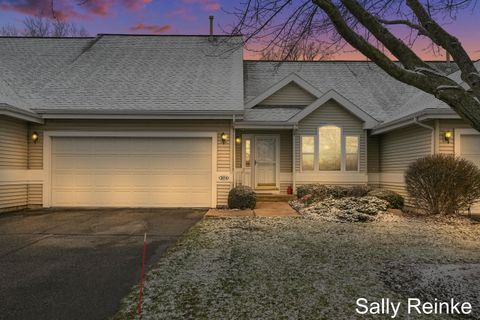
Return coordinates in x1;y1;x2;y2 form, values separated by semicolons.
0;208;205;320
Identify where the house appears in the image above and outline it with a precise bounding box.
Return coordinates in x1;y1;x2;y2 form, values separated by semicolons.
1;34;479;212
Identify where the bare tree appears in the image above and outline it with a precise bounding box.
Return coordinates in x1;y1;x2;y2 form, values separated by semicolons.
230;0;480;130
261;40;334;60
0;24;19;36
1;16;89;37
23;16;51;37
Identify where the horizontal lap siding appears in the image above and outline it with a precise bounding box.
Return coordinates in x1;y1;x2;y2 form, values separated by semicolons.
29;119;232;207
0;116;28;212
379;125;432;172
0;116;28;169
295;100;367;177
259;82;316;106
378;125;432;205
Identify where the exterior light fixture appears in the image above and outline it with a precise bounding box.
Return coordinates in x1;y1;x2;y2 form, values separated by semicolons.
444;131;452;144
31;131;39;144
221;132;228;144
235;137;241;144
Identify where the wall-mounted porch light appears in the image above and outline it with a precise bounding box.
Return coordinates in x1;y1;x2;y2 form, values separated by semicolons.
235;136;241;144
31;131;39;144
444;131;452;144
221;132;229;144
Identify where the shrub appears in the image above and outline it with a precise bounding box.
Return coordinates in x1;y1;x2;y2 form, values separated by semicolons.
296;184;370;202
228;186;256;209
405;154;480;215
368;188;404;209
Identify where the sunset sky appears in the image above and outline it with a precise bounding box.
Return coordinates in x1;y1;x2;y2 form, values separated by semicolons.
0;0;479;60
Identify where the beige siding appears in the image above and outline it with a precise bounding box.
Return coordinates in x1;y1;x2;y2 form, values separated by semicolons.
295;100;367;173
28;184;43;206
259;82;316;106
0;184;28;212
29;119;233;207
377;124;433;205
0;116;28;169
0;116;29;212
367;134;380;173
379;125;432;172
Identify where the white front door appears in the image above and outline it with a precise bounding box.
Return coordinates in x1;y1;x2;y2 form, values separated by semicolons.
254;136;278;188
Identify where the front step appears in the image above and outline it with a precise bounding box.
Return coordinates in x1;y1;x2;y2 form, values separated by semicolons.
255;193;295;202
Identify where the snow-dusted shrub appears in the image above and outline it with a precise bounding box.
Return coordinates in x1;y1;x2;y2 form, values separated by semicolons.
405;155;480;215
296;184;370;202
293;196;388;222
228;186;256;209
368;188;404;209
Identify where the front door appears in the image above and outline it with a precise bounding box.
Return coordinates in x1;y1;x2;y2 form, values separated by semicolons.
254;136;278;188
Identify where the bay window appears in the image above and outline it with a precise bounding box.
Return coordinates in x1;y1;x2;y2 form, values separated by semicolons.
299;126;360;172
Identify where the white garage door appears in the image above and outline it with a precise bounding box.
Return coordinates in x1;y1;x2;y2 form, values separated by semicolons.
51;137;212;207
458;132;480;213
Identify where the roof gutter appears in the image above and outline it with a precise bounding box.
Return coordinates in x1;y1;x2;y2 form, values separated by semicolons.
36;109;244;120
0;103;43;123
371;108;459;135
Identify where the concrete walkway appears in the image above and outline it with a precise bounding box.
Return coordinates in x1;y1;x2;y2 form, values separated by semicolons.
205;202;300;218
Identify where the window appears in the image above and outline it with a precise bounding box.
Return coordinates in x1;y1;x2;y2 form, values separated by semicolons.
301;136;315;171
245;139;251;167
318;125;341;171
345;136;359;171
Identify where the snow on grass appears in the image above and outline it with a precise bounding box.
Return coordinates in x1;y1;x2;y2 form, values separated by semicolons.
113;215;480;320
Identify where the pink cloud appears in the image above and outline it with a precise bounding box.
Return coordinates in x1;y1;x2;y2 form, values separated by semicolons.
181;0;220;12
0;0;151;20
166;7;196;21
130;22;172;34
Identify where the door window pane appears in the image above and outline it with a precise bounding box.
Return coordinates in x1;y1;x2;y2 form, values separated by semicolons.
245;139;251;167
318;126;341;171
301;136;315;171
346;136;359;171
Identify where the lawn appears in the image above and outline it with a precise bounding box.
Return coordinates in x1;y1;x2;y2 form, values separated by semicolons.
114;213;480;319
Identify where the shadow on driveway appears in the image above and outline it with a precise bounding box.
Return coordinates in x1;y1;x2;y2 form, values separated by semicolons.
0;208;205;320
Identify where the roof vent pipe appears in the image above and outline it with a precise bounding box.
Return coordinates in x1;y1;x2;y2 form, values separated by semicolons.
209;16;214;41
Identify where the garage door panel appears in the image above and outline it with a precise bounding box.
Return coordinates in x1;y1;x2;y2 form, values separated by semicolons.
51;137;213;207
458;133;480;213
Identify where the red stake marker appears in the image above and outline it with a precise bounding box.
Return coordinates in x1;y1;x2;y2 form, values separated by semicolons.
137;233;147;319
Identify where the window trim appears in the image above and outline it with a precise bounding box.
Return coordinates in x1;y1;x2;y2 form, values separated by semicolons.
345;134;360;172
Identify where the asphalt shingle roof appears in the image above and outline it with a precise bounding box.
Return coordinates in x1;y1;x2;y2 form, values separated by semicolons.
0;35;468;127
33;35;244;113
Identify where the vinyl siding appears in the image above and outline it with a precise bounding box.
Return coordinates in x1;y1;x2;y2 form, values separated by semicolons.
379;125;432;172
0;116;29;212
29;119;233;207
377;124;433;202
0;116;28;169
259;82;316;106
28;184;43;206
295;100;367;175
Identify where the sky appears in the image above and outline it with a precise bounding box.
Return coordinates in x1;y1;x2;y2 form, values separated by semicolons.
0;0;479;60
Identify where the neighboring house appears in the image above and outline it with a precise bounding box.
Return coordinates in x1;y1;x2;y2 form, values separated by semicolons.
0;34;479;212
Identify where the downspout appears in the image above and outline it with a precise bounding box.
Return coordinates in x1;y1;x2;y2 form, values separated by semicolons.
232;115;236;187
413;116;435;154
